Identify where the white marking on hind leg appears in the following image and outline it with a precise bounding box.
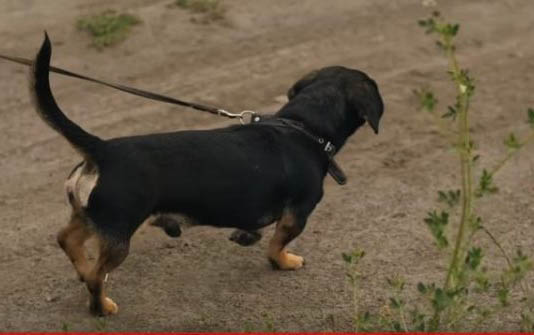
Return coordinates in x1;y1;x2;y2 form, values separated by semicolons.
64;161;99;209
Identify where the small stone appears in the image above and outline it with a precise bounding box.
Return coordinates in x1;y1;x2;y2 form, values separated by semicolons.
46;295;60;302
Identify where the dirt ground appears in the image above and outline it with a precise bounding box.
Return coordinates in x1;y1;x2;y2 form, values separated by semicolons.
1;0;533;331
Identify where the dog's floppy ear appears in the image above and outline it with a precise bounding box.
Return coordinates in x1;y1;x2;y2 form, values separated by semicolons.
287;70;319;99
347;79;384;134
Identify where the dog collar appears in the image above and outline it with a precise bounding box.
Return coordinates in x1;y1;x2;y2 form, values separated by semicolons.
251;115;347;185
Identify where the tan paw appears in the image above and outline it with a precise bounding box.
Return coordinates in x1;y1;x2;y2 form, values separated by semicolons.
91;297;119;316
270;251;305;270
102;297;119;315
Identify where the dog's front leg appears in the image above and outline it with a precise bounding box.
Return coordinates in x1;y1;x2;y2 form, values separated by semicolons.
267;210;305;270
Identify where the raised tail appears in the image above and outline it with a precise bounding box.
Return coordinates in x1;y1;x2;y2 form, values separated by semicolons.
30;33;104;159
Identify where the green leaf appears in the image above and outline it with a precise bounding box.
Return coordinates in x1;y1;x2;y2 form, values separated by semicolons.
414;87;438;113
418;17;437;34
432;288;452;312
502;248;533;285
465;247;483;270
474;273;489;292
442;105;458;120
342;249;366;264
528;108;534;128
437;189;460;207
457;69;476;97
475;169;498;197
417;282;426;294
498;287;509;306
504;133;521;150
424;210;449;248
441;23;460;37
389;297;400;309
471;216;482;231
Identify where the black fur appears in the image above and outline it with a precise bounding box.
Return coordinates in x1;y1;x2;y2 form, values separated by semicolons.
229;229;263;246
31;34;104;158
32;34;384;249
150;216;182;238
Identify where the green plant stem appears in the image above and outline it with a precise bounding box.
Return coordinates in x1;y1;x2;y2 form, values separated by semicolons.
399;304;409;332
490;131;534;177
353;272;360;331
443;35;473;292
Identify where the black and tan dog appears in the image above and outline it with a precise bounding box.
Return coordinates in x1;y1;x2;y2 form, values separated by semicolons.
30;34;383;316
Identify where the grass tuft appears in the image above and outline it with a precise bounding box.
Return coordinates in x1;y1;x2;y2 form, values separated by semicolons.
77;10;141;49
175;0;226;23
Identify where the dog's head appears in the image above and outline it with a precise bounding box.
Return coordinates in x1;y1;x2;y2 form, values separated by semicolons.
287;66;384;134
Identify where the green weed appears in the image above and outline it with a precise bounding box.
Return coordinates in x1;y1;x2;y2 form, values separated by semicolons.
345;9;534;332
60;321;70;332
175;0;226;23
77;10;141;49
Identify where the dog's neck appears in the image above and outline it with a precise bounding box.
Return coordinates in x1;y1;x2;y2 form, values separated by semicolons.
276;94;365;151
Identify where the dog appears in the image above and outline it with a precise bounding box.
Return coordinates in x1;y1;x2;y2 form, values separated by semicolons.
30;33;383;316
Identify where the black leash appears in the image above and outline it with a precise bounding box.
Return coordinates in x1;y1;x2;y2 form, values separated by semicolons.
0;53;255;122
0;52;347;184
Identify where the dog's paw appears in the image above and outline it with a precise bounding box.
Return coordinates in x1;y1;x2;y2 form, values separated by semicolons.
151;216;182;238
229;229;262;246
90;297;119;316
269;251;305;270
103;297;119;315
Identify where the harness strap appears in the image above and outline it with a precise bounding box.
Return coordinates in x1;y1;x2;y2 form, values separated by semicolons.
252;116;347;185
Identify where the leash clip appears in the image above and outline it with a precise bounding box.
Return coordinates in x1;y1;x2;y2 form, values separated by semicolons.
239;110;256;125
217;109;257;124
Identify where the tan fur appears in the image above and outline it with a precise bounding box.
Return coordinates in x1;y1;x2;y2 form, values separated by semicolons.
57;212;128;316
268;211;305;270
57;213;93;281
101;297;119;315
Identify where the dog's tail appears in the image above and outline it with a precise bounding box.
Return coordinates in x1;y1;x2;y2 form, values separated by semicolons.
30;33;104;160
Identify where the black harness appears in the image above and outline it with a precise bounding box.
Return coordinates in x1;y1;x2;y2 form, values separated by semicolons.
251;115;347;185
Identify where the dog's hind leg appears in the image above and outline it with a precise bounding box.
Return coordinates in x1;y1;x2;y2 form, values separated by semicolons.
149;215;182;238
85;234;130;316
267;210;306;270
57;212;93;282
229;229;263;246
